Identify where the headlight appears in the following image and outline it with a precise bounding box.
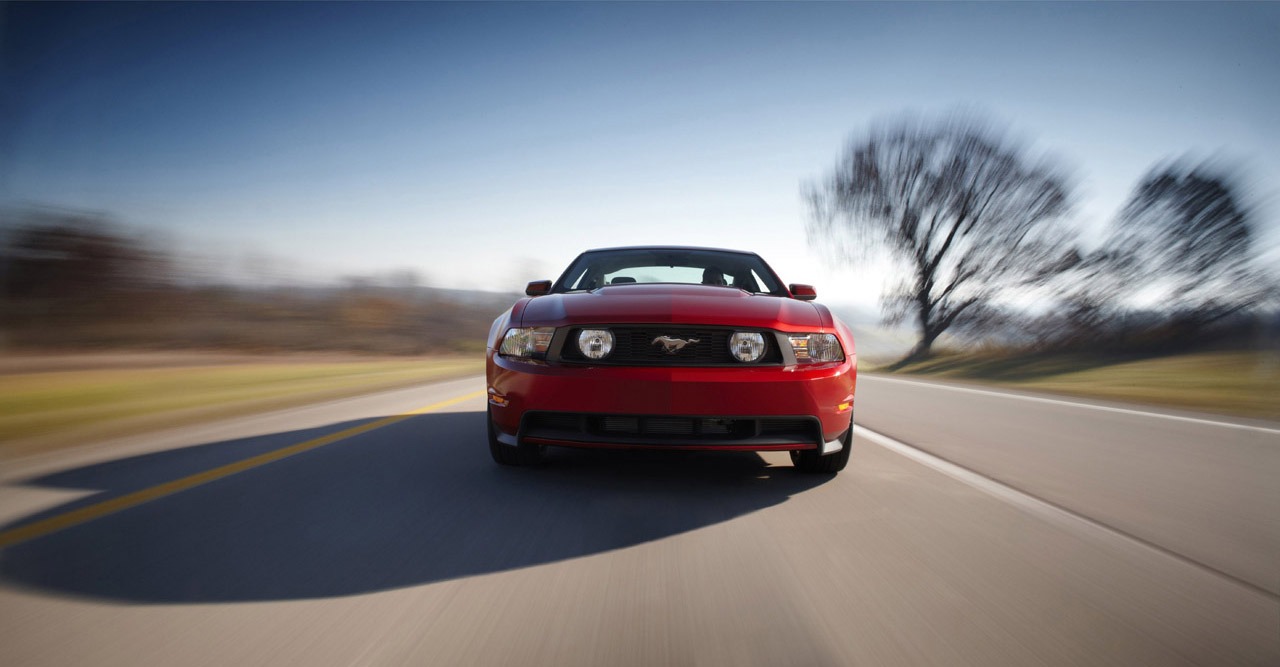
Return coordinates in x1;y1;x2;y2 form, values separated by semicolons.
788;333;844;362
499;327;555;359
729;332;766;362
577;329;614;360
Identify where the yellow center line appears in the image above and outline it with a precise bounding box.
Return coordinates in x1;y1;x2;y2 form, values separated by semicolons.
0;389;486;550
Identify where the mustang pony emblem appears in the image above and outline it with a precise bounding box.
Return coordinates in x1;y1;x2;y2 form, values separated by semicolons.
652;335;700;354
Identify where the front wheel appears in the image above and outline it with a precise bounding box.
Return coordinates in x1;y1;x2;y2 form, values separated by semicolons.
791;417;853;474
487;405;544;466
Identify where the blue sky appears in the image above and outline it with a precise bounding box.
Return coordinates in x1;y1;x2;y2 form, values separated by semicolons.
3;2;1277;306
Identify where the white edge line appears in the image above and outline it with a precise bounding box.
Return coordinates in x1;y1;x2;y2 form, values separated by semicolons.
863;374;1280;435
855;424;1279;601
858;425;1111;533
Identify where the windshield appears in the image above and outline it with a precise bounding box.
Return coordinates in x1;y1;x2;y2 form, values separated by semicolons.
552;248;787;295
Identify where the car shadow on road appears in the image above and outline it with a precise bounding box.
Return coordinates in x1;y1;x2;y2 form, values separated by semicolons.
0;411;832;603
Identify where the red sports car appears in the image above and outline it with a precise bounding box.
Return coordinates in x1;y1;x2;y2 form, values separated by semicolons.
485;246;857;473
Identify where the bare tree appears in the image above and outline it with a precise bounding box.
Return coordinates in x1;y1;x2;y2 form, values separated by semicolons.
807;113;1075;365
1105;158;1264;331
1029;157;1273;352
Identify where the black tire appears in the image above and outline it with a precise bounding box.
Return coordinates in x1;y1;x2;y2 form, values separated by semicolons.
791;416;853;474
487;405;544;466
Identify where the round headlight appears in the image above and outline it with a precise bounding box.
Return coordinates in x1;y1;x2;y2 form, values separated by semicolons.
577;329;614;360
729;332;765;362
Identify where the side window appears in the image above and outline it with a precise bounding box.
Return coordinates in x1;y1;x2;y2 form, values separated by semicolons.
565;267;589;290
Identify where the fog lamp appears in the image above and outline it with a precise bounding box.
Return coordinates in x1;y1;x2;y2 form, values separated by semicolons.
577;329;614;360
729;332;765;362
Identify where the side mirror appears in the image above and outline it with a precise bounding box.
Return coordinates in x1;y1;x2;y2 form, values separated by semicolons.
525;280;552;296
789;283;817;301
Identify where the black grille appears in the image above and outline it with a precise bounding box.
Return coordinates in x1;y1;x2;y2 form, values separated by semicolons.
534;413;584;432
760;418;815;436
521;412;822;447
558;327;781;366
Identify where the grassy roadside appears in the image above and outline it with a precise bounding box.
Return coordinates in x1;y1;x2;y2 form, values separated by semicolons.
0;355;484;459
879;350;1280;421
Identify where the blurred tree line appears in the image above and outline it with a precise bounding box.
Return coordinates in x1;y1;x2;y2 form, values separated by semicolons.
808;112;1278;366
0;210;511;355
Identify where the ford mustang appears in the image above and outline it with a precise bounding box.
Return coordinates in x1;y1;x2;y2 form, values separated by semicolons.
485;246;857;473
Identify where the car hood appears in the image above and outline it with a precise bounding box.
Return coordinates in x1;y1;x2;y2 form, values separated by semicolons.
519;284;828;331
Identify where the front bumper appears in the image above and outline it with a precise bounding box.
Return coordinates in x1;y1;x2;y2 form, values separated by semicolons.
486;352;855;451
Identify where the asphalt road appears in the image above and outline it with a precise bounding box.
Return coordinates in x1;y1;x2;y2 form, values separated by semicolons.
0;374;1276;666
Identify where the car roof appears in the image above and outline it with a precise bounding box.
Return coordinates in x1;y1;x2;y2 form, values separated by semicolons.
580;245;762;257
